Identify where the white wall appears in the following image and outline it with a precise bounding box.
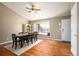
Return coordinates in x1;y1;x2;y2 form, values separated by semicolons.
31;16;70;40
0;3;28;43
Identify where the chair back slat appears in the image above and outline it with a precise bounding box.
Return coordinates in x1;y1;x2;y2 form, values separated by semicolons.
12;34;16;41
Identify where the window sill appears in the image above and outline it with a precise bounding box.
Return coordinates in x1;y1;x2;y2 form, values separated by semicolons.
38;32;47;35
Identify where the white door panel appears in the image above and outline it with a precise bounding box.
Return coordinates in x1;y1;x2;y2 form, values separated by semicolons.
71;3;77;56
71;32;77;56
61;20;70;41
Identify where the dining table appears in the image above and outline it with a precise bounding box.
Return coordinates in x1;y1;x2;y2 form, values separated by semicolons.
15;33;32;48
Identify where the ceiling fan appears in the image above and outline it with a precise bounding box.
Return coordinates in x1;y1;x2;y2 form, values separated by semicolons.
25;3;40;13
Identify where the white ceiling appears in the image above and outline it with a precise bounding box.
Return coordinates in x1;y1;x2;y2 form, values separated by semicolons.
2;2;71;21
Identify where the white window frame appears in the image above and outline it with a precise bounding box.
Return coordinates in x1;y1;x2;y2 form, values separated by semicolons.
34;21;50;35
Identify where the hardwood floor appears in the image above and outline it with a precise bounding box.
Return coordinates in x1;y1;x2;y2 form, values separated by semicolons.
0;39;72;56
0;45;16;56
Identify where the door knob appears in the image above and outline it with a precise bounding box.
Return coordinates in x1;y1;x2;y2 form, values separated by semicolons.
62;29;64;31
74;34;77;37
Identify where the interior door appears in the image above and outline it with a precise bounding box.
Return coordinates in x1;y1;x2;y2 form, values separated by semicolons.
71;3;77;56
61;20;70;41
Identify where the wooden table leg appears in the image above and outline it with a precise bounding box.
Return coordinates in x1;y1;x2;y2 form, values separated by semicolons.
21;40;23;48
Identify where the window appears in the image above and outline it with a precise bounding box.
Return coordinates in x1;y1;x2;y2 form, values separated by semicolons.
34;21;50;35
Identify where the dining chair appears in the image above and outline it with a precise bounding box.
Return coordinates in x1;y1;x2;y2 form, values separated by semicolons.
12;34;21;49
32;32;38;42
28;33;33;44
28;32;38;44
22;35;29;46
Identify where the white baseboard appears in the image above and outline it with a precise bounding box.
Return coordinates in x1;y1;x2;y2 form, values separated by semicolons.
0;41;12;45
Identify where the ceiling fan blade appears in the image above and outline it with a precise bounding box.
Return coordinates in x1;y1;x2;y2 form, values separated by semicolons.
28;11;32;13
36;9;40;10
26;7;32;10
33;9;40;11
